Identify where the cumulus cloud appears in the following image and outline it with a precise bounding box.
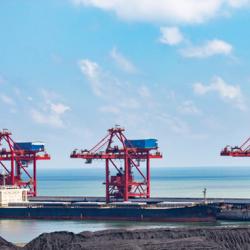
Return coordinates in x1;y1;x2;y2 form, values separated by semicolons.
79;59;99;79
181;39;233;58
31;109;65;128
0;94;15;106
110;48;137;73
30;91;71;128
79;59;120;98
159;27;183;45
78;58;126;99
193;76;246;110
79;59;142;111
31;103;70;128
72;0;250;24
178;100;201;115
79;59;107;97
50;103;71;115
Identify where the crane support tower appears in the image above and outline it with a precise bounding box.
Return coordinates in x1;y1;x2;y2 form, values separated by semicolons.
221;137;250;157
0;129;50;196
70;127;162;203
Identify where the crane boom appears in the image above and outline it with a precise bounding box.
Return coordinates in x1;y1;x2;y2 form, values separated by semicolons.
221;137;250;157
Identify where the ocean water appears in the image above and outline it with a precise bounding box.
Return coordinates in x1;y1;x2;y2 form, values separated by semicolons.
2;166;250;243
37;166;250;198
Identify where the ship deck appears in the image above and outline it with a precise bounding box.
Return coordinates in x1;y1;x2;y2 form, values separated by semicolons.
29;196;250;205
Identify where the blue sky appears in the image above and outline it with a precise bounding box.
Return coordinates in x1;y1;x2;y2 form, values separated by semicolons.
1;0;250;168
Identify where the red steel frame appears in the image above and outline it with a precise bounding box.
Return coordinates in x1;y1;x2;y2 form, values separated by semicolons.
71;127;162;202
0;129;50;196
221;137;250;157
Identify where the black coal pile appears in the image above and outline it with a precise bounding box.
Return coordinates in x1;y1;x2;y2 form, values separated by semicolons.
21;227;250;250
2;227;250;250
0;236;19;250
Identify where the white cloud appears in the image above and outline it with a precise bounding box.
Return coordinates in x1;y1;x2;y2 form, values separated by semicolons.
79;59;99;79
0;93;17;113
79;59;119;97
138;86;151;98
78;59;102;97
78;58;125;99
159;27;183;45
50;103;70;115
178;100;201;115
110;48;137;73
30;91;70;128
40;89;60;101
193;76;246;110
31;109;66;128
78;58;202;137
72;0;250;24
0;94;15;106
0;75;6;85
228;0;250;7
181;39;233;58
31;103;70;128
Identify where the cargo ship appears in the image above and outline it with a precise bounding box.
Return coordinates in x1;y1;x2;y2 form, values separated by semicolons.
217;202;250;221
0;186;217;222
0;186;216;222
0;200;217;222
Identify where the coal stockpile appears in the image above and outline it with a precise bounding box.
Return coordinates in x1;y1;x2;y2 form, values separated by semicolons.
0;236;18;250
2;227;250;250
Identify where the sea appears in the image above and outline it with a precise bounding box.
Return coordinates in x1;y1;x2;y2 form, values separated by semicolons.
2;166;250;243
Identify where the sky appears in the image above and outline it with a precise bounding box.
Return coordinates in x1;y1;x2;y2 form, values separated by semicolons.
1;0;250;168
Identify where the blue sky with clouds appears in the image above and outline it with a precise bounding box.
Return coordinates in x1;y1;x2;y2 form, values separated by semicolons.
1;0;250;168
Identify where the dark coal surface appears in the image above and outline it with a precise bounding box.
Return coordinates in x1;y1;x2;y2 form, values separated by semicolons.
0;236;19;250
2;227;250;250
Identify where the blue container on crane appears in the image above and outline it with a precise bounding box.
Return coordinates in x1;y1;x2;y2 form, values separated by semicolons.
125;139;158;149
14;142;45;152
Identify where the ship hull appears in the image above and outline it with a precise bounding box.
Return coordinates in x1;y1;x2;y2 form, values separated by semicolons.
0;205;216;222
217;209;250;221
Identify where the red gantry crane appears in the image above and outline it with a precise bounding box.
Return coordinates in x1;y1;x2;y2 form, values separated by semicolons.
70;127;162;202
221;137;250;157
0;129;50;196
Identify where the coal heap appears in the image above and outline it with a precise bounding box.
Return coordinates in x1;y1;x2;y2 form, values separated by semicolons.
19;227;250;250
